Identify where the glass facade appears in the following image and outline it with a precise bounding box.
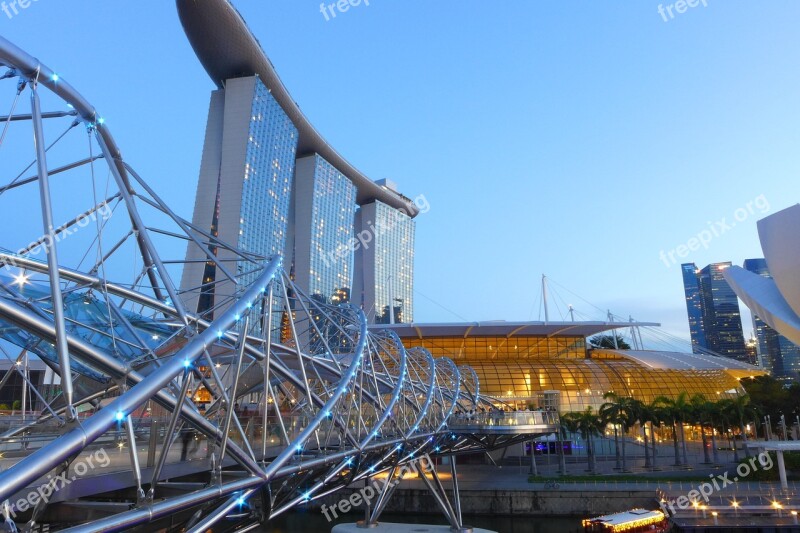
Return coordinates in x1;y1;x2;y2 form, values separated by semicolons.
743;258;800;382
698;263;747;360
682;262;747;361
237;78;298;287
403;335;586;361
399;332;746;413
306;155;357;301
371;202;415;324
681;263;706;351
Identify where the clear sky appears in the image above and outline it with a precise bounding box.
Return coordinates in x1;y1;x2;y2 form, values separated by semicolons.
2;1;800;347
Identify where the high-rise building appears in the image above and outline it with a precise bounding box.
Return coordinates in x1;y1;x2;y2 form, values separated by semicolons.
181;76;298;316
743;258;800;382
681;262;747;361
177;1;421;322
353;197;415;324
290;155;358;303
681;263;706;351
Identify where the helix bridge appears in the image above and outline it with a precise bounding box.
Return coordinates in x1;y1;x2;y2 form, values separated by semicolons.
0;36;558;532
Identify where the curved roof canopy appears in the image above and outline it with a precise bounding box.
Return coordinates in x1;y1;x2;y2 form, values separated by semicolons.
594;349;764;377
375;321;661;339
176;0;418;216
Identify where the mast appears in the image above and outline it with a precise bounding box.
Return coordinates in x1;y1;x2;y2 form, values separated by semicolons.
542;274;549;324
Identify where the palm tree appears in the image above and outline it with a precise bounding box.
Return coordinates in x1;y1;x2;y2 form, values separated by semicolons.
563;408;603;474
629;398;652;469
718;399;740;462
557;415;570;475
726;393;756;458
654;394;689;466
649;399;666;470
690;394;712;464
600;392;622;470
600;393;633;472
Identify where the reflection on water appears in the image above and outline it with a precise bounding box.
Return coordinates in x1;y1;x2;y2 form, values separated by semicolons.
260;510;583;533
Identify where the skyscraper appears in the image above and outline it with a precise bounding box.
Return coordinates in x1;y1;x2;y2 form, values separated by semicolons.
743;258;800;382
290;155;357;302
681;263;706;351
177;0;420;321
353;193;416;324
181;76;298;316
681;262;747;361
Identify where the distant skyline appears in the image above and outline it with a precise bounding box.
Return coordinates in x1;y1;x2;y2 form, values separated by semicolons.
2;1;800;349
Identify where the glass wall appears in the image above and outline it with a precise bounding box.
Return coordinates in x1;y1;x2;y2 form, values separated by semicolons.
402;335;586;361
238;78;298;287
373;202;415;323
398;333;745;413
307;155;357;302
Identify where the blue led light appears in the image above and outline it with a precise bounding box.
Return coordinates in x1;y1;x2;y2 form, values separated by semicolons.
51;73;59;82
236;496;245;506
217;331;223;338
183;359;191;368
115;411;124;421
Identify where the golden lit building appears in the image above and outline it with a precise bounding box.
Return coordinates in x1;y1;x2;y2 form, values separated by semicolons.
378;322;765;413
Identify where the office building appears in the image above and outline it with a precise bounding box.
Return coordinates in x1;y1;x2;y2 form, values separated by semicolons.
681;263;707;352
681;262;747;361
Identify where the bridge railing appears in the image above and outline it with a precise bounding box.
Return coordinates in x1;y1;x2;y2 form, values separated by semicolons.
449;410;560;428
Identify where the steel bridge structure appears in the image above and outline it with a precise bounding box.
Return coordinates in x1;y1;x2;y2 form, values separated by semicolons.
0;36;558;532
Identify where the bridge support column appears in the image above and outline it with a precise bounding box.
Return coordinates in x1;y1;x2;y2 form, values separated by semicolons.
413;454;472;533
777;450;789;491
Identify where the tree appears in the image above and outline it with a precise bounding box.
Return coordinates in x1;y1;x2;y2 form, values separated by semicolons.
654;393;691;466
649;399;667;469
628;399;653;469
589;334;631;350
719;394;757;460
563;408;603;474
690;394;713;464
600;393;634;472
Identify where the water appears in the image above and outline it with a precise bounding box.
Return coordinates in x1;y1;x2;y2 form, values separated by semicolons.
260;510;583;533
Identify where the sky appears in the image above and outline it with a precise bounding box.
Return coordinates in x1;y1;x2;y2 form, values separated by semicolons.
2;0;800;348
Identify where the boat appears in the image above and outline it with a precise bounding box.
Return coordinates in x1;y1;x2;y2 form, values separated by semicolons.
582;508;670;532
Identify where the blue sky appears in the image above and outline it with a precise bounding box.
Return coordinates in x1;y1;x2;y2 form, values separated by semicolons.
2;1;800;346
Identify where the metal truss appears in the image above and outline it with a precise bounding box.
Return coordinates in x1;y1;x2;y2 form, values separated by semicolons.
0;36;552;532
